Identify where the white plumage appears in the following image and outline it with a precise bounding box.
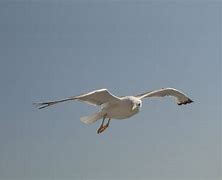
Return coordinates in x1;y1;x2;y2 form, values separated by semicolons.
34;88;193;133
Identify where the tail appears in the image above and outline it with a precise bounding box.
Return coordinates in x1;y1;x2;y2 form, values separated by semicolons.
80;111;105;124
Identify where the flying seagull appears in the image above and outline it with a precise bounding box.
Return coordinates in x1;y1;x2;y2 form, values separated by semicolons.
34;88;193;134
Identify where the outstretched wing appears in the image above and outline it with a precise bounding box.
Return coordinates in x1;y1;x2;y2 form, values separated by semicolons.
34;89;120;109
136;88;193;105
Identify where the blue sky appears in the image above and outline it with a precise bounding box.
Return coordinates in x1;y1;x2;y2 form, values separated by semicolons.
0;1;221;180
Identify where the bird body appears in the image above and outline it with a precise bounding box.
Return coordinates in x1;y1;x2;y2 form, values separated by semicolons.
34;88;193;134
80;96;141;124
102;96;141;119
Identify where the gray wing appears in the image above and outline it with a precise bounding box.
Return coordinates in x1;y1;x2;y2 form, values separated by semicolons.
34;89;121;109
136;88;193;105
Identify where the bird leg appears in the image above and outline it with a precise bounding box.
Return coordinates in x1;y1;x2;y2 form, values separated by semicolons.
97;115;106;134
103;118;111;130
97;116;110;134
97;117;105;133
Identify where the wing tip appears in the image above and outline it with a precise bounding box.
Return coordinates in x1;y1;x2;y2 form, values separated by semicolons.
177;98;194;105
33;102;51;109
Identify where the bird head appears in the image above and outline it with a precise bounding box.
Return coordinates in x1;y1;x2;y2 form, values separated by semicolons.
132;98;142;111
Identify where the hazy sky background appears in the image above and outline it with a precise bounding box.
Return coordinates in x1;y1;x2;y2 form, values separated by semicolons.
0;1;221;180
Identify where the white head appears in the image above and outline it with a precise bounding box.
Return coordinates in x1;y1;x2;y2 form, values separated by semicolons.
130;97;142;111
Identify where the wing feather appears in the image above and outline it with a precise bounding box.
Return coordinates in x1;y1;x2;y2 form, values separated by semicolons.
136;88;193;105
74;89;120;105
34;89;120;109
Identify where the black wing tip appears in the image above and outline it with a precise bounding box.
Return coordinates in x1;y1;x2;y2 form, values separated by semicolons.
33;102;51;109
177;98;194;106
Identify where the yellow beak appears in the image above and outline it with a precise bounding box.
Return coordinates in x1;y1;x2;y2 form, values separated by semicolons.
132;104;137;111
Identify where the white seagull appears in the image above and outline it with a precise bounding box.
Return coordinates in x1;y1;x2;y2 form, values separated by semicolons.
34;88;193;134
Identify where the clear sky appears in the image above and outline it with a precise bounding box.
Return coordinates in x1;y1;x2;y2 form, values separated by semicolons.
0;1;221;180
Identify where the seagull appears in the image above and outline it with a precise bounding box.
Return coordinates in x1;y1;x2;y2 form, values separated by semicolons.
34;88;193;134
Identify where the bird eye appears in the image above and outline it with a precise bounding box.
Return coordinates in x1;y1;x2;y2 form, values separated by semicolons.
138;103;141;106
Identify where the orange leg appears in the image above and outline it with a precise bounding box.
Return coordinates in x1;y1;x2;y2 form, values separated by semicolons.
97;116;111;134
97;116;106;134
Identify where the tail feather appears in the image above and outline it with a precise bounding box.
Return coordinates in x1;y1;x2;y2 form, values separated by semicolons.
80;112;104;124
